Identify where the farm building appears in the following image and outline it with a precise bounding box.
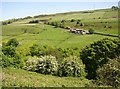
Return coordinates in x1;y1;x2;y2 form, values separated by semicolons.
70;28;88;35
70;28;76;33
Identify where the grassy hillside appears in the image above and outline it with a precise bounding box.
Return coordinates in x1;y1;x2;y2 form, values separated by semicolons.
2;8;118;55
2;67;92;87
1;8;119;88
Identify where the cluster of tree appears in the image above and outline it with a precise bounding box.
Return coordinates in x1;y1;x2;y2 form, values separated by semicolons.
2;16;33;25
23;16;32;19
29;20;39;23
80;38;120;79
2;38;24;68
46;19;84;29
74;19;84;28
111;6;119;10
34;14;55;18
82;11;94;13
2;21;13;25
46;22;65;28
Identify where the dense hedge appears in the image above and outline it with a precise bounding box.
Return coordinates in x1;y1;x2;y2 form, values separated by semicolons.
80;38;120;79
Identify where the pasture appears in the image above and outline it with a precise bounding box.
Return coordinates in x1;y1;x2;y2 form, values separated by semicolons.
2;23;116;55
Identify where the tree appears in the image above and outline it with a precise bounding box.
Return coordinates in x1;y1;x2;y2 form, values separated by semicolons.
76;21;80;24
71;19;75;22
111;6;118;10
80;38;120;79
61;20;66;23
6;38;19;47
80;23;84;26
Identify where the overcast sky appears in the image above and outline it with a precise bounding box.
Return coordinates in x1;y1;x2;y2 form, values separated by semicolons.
1;0;119;21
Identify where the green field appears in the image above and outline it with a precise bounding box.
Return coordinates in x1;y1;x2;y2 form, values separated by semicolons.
2;24;116;55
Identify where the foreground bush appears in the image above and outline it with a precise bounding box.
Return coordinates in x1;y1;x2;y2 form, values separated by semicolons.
58;56;86;77
25;56;38;71
80;38;120;79
96;57;120;88
36;55;58;75
25;55;58;75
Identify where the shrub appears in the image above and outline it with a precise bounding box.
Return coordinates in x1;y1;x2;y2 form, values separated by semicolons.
36;55;58;75
2;46;16;57
12;53;25;68
25;55;58;75
30;44;48;57
76;21;80;24
2;21;7;25
58;56;86;77
96;57;120;88
61;20;66;23
89;28;94;34
80;23;84;26
80;38;120;79
71;19;75;22
6;38;19;47
2;51;25;68
25;56;38;71
2;53;13;67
